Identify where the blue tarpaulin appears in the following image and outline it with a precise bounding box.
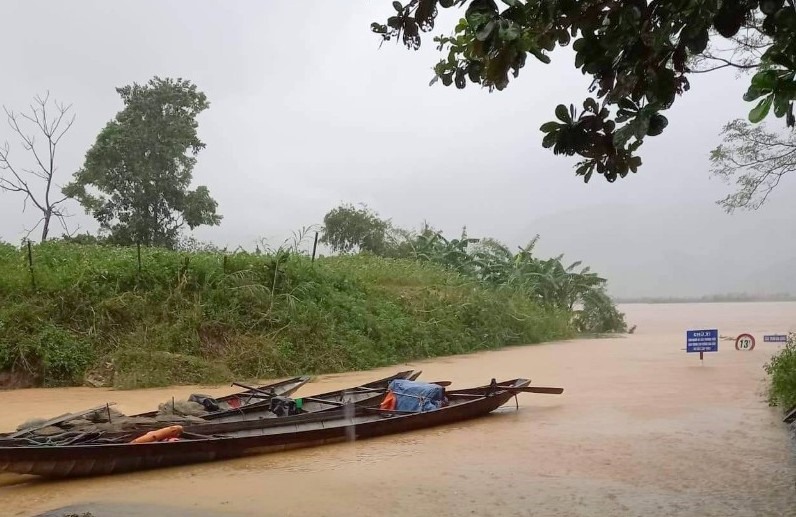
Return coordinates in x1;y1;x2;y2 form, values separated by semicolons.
388;379;445;412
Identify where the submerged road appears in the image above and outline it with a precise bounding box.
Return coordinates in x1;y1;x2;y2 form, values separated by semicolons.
2;302;795;516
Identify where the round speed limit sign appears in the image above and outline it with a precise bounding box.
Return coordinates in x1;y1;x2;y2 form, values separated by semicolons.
735;333;756;351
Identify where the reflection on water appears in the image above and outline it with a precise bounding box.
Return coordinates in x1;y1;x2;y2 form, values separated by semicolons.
1;302;795;517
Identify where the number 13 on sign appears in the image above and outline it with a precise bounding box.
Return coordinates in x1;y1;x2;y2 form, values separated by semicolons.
735;333;755;351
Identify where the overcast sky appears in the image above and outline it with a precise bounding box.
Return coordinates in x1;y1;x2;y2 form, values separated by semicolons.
1;1;794;298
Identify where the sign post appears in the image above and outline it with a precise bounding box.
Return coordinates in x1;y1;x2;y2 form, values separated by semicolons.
764;334;788;344
687;329;719;364
735;333;755;351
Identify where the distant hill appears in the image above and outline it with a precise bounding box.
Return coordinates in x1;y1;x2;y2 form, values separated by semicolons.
614;293;796;304
514;202;796;299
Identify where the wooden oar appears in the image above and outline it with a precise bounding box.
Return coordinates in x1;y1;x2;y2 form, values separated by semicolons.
301;396;347;407
231;381;276;396
504;386;564;395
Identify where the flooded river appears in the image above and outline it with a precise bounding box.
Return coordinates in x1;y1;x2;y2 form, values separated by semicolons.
2;302;795;516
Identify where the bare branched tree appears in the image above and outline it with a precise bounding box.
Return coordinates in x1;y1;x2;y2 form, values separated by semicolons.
709;119;796;212
690;18;771;76
0;92;76;241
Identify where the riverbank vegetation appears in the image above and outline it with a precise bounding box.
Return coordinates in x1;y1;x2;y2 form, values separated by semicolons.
0;202;630;389
0;234;619;389
764;333;796;412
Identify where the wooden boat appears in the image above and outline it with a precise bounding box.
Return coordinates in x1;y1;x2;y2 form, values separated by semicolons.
0;378;544;478
1;371;421;441
0;375;314;441
130;374;313;418
204;369;422;422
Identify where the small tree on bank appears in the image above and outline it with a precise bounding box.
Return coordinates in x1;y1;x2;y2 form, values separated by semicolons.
64;77;221;249
320;203;391;254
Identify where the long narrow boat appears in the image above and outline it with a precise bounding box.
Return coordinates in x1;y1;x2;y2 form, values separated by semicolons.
2;371;422;441
1;375;314;440
131;374;313;418
0;378;534;478
204;369;422;422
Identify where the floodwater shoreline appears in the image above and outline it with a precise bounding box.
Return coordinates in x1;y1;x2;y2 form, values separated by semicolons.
2;301;795;517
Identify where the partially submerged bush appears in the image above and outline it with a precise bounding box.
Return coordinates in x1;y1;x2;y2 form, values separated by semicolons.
764;333;796;410
573;288;628;334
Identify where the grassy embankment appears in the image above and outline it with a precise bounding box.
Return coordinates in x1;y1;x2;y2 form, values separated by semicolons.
0;242;574;389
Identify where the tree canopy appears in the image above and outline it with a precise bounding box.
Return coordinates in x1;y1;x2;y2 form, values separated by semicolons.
372;1;790;185
64;77;221;248
320;203;391;254
710;117;796;211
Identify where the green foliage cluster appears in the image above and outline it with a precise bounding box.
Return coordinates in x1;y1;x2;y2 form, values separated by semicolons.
764;332;796;410
321;205;627;334
63;77;221;249
320;203;391;254
0;241;572;388
373;1;792;182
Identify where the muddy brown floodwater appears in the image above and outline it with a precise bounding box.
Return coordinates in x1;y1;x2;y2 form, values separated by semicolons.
2;302;795;517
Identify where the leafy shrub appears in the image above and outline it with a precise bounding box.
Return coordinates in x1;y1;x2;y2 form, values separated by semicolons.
764;333;796;409
574;287;628;334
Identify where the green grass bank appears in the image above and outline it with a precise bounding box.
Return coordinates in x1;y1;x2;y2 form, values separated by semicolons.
0;242;574;389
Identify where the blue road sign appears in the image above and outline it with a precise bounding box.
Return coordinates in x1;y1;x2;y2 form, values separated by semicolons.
764;334;789;343
687;329;718;353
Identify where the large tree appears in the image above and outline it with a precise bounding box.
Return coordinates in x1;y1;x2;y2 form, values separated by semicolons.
0;93;75;241
64;77;221;248
320;203;391;254
371;1;791;186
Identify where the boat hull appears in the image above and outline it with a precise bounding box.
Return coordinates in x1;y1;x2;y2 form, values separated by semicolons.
0;379;528;478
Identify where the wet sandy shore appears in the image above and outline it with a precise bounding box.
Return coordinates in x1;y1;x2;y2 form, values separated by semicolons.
2;302;795;517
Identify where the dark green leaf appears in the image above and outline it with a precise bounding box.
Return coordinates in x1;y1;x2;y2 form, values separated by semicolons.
769;51;795;70
743;86;765;102
647;114;668;136
685;29;709;54
612;125;634;148
455;68;466;89
393;1;403;11
749;95;774;123
542;132;558;148
530;48;551;64
617;98;637;111
540;121;561;132
633;116;649;140
476;20;496;41
555;104;570;123
774;94;789;117
499;25;521;41
751;70;778;91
